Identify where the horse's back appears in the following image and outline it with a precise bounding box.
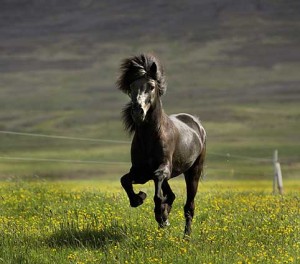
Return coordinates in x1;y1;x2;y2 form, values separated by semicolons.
170;113;206;146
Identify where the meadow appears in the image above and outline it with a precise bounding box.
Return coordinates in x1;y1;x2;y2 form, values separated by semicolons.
0;179;299;264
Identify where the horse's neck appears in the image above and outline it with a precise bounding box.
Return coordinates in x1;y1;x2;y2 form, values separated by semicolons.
150;99;165;127
136;99;166;138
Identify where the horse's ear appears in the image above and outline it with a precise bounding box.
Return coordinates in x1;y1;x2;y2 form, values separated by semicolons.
149;62;157;80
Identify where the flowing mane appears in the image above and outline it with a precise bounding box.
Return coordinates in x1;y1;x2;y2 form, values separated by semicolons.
117;53;167;95
121;102;135;135
117;54;167;134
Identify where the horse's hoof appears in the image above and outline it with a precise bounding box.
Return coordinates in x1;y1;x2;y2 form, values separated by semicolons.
137;191;147;201
130;192;147;207
159;219;170;228
183;234;191;241
184;226;191;239
130;199;143;207
164;219;170;227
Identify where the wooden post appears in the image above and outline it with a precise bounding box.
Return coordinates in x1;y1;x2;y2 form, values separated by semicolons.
273;150;283;195
273;150;277;194
276;162;283;195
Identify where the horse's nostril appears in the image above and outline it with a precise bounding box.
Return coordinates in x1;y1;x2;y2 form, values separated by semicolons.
132;107;143;116
138;108;143;115
132;103;143;114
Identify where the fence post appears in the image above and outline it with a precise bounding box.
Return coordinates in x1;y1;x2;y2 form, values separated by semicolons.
273;150;283;195
273;150;277;194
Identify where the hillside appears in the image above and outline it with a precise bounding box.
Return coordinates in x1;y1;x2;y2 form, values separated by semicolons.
0;0;299;180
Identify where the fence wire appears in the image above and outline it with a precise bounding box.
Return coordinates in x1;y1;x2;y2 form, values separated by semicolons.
0;130;285;165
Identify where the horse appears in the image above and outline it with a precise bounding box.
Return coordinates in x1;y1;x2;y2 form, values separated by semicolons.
117;53;206;236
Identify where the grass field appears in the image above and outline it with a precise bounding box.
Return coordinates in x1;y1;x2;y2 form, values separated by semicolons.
1;179;299;264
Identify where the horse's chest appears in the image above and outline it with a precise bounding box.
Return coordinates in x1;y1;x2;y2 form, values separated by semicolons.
133;140;165;168
145;142;164;164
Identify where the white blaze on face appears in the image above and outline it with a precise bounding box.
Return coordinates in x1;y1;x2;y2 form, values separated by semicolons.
130;78;156;122
137;89;151;119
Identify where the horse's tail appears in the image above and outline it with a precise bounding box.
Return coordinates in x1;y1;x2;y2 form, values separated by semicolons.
199;139;206;180
194;118;206;180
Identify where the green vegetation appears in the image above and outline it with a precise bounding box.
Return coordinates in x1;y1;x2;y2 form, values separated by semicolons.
0;1;299;180
0;180;299;263
0;37;299;180
0;2;299;263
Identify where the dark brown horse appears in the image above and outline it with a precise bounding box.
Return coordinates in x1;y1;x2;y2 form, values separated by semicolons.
118;54;206;236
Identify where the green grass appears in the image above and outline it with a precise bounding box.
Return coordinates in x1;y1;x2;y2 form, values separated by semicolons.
0;180;299;263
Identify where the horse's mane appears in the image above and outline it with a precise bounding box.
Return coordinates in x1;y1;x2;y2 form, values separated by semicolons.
117;53;167;95
122;102;136;135
117;54;167;134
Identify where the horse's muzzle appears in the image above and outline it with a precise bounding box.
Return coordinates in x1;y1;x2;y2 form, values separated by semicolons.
131;106;145;123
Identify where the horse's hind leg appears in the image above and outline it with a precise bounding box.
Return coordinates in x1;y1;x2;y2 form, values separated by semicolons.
121;172;147;207
183;150;205;236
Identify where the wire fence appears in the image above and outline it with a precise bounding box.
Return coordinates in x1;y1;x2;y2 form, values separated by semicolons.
0;156;130;165
0;130;278;165
0;130;130;144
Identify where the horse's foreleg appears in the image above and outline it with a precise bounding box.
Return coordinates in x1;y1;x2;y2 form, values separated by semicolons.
153;165;171;227
154;165;170;199
162;180;176;215
120;173;147;207
157;180;176;227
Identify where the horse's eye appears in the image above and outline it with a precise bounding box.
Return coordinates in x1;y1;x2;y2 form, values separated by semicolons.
150;85;155;91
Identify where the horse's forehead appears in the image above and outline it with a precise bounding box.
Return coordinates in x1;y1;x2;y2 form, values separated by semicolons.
130;78;147;88
131;78;155;90
130;78;155;94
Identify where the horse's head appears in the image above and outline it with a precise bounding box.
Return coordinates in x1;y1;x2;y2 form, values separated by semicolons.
118;54;167;125
128;69;158;123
